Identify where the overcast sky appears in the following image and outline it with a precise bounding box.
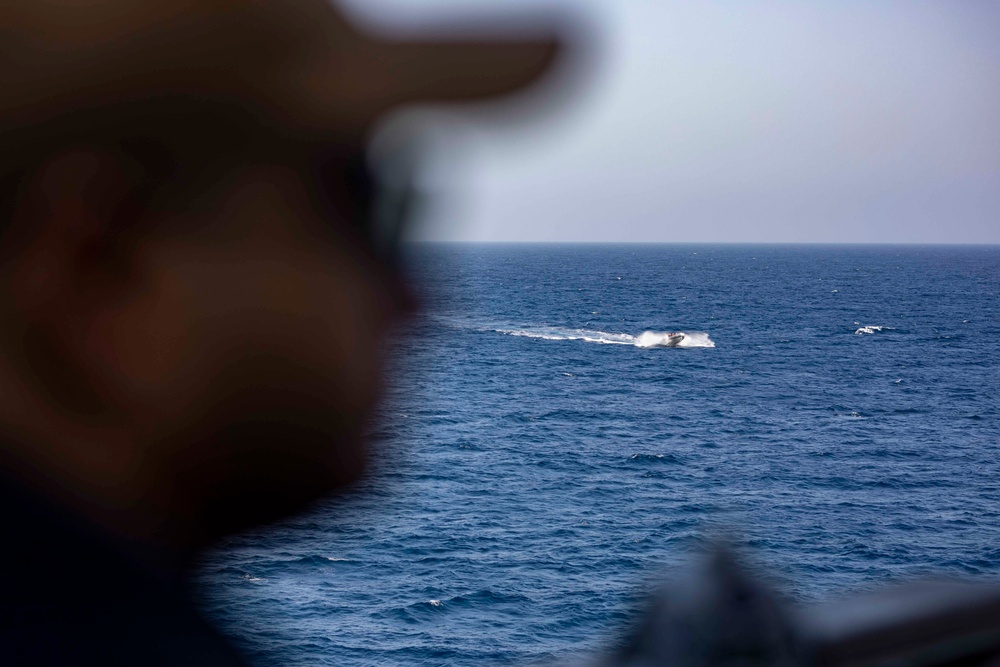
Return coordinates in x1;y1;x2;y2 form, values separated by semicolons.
343;0;1000;244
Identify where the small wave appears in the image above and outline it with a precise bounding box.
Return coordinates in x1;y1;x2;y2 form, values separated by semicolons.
270;555;357;570
628;453;685;464
854;324;894;335
383;589;531;623
448;589;533;607
495;326;715;349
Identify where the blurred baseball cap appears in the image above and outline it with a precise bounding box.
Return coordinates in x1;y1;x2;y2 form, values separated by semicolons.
0;0;562;156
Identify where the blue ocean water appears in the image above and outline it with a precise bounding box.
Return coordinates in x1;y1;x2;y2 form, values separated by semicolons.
197;244;1000;666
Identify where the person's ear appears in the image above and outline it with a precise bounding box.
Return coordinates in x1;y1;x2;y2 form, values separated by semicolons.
4;149;148;416
9;149;137;316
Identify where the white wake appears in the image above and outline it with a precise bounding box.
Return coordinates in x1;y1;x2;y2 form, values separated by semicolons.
494;326;715;349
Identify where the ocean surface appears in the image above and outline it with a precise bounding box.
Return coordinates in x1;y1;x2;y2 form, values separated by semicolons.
196;244;1000;666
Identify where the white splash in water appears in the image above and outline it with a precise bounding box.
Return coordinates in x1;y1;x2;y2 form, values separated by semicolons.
634;331;716;348
855;325;893;335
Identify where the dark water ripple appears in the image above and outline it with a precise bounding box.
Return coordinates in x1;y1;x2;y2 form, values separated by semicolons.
198;244;1000;666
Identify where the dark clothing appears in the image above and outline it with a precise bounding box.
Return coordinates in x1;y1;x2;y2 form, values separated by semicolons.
0;473;249;666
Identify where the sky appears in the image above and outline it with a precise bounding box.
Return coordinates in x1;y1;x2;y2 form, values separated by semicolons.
341;0;1000;244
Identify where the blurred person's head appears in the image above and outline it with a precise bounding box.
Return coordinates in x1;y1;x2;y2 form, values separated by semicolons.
0;0;559;562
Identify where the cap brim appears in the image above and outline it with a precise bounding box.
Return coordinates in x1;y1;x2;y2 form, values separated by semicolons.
288;28;563;135
381;37;561;105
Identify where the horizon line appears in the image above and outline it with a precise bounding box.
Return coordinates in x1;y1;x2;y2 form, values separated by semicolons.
404;240;1000;246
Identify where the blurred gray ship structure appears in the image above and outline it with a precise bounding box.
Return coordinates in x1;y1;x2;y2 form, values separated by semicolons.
596;547;1000;667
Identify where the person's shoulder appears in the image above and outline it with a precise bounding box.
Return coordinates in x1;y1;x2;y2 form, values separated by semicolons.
0;474;250;666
